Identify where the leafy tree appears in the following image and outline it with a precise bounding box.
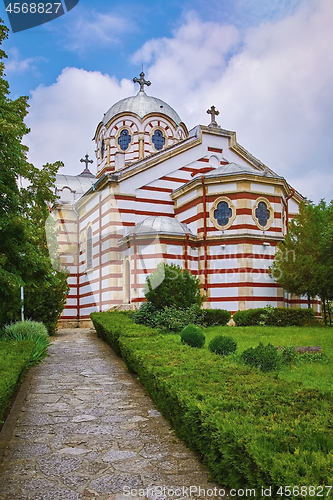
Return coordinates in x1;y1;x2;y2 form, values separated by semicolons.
0;19;69;334
269;200;333;324
144;262;204;310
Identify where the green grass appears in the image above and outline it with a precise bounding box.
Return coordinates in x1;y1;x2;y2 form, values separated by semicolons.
0;340;36;422
202;325;333;393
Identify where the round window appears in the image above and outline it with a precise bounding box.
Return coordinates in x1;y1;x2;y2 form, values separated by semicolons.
152;129;165;151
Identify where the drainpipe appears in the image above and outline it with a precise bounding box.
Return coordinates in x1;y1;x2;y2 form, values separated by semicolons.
133;232;137;300
285;187;295;234
72;202;80;323
92;184;103;312
201;176;208;291
184;233;189;271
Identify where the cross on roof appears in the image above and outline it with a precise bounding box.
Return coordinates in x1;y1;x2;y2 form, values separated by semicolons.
133;72;151;92
207;105;220;128
80;154;93;169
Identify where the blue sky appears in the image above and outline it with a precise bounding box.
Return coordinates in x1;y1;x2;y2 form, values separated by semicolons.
0;0;332;202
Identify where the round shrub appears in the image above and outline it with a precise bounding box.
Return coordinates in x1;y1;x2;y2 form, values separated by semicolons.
180;324;205;348
208;335;237;356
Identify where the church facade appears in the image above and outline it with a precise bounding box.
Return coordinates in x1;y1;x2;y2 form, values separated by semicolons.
53;73;319;326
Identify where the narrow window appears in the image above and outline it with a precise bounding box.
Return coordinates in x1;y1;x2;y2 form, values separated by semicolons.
101;139;105;159
152;129;165;150
255;201;270;227
118;129;131;151
214;201;232;227
87;226;92;269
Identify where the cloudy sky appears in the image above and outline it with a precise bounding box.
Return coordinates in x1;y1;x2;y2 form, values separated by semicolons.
1;0;332;203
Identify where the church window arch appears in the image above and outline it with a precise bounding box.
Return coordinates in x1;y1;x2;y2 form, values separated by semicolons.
101;139;105;159
86;225;93;271
118;129;132;151
210;196;236;231
252;197;274;230
152;129;165;151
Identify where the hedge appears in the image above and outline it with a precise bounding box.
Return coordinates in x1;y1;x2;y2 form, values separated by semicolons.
233;307;316;327
0;340;36;422
91;312;333;499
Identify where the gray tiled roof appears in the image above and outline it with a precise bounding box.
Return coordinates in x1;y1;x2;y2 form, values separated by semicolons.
120;216;194;240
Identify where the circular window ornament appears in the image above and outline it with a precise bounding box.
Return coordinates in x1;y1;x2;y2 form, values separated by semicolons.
116;128;132;152
252;197;274;230
210;196;236;230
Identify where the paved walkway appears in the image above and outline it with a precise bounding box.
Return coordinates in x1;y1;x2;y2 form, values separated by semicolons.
0;329;228;500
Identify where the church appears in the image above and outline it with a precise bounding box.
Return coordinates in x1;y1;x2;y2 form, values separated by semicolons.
53;72;318;327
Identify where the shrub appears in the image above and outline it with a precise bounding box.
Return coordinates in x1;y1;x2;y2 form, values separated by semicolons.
132;302;159;328
4;320;49;363
241;342;281;372
202;309;231;326
180;324;205;348
5;320;48;339
144;263;203;310
156;305;202;332
208;335;237;356
233;307;316;327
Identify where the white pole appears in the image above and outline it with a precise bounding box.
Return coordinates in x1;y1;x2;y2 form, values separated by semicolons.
21;286;24;322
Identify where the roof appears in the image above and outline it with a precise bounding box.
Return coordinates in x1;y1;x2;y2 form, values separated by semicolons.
119;216;195;242
55;173;96;204
103;91;182;126
204;162;283;180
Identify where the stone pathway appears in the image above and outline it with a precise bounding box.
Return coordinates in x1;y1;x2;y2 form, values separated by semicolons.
0;329;228;500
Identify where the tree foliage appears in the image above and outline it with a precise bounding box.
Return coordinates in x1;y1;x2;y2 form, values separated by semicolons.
0;19;69;334
269;200;333;324
144;262;203;310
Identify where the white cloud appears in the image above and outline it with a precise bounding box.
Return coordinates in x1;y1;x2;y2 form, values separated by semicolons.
24;68;134;171
55;9;133;52
5;47;46;74
25;0;333;202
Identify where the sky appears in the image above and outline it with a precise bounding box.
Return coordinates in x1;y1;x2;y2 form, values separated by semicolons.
0;0;332;203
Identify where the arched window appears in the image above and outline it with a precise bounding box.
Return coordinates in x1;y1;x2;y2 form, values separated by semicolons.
214;201;232;227
255;201;270;227
101;139;105;159
118;129;131;151
87;226;92;270
152;129;165;150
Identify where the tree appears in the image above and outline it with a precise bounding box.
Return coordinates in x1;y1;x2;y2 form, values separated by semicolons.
269;200;333;324
0;19;69;334
144;262;204;310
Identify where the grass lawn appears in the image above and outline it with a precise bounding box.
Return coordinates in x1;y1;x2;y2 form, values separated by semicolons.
202;325;333;393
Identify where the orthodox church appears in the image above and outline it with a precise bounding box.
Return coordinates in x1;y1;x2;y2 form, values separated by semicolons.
53;73;318;327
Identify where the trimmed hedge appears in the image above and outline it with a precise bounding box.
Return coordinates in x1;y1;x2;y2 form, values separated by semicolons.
180;324;205;348
91;311;333;497
233;307;316;327
0;340;36;422
202;309;231;326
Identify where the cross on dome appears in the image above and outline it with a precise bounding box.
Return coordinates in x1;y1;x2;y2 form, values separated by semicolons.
207;105;220;128
133;72;151;92
80;154;93;169
79;154;94;177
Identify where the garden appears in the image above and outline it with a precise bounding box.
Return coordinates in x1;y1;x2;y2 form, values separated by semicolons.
91;263;333;500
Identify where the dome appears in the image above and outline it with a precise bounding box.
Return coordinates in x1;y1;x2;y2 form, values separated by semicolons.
120;216;195;241
103;91;182;126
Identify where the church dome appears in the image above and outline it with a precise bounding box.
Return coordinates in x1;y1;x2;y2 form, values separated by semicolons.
103;91;182;126
121;216;195;240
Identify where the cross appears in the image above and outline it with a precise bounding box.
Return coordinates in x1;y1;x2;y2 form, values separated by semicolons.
133;72;151;92
80;154;93;169
207;105;220;127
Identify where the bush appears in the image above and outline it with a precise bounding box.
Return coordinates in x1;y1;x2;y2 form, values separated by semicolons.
202;309;231;326
132;302;159;328
180;324;205;348
208;335;237;356
241;342;281;372
3;320;49;363
4;320;48;339
233;307;316;327
156;305;203;332
144;263;203;310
